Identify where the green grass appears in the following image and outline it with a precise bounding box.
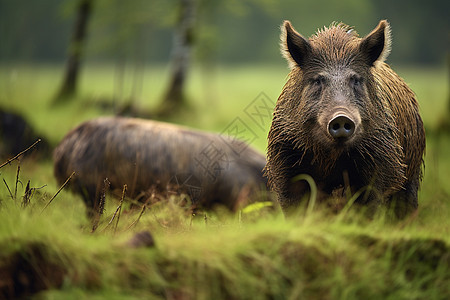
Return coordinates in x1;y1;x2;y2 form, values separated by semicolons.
0;63;449;299
1;193;449;299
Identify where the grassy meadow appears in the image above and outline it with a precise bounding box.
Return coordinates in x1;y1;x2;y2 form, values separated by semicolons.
0;63;449;299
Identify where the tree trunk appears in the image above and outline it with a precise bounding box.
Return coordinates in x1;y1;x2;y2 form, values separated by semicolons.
55;0;93;101
160;0;196;113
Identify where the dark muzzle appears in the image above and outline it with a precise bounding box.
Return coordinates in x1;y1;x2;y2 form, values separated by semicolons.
328;114;355;140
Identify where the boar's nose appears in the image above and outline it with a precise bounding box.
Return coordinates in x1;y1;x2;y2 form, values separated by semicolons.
328;115;355;140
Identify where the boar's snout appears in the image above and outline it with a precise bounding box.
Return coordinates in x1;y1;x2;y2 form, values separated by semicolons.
328;114;356;140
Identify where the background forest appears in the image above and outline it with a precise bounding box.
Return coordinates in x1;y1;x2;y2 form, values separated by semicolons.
1;0;448;64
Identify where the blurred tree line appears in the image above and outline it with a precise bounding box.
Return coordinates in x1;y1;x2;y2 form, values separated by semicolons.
0;0;448;66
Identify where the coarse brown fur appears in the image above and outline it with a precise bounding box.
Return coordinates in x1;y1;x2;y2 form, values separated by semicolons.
54;117;269;215
265;20;425;217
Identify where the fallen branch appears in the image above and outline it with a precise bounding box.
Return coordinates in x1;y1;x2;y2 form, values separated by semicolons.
92;178;110;233
113;184;127;234
103;184;127;233
3;178;13;200
14;161;21;201
41;172;75;213
127;200;148;230
21;180;31;208
0;139;41;169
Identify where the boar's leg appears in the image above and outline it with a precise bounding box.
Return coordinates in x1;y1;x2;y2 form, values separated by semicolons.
72;179;98;218
388;177;419;219
279;178;329;216
352;187;384;218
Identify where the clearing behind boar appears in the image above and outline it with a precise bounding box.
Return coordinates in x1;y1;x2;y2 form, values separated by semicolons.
265;20;425;217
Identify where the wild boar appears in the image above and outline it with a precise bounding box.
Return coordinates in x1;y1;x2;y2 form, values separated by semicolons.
265;20;425;217
54;117;269;215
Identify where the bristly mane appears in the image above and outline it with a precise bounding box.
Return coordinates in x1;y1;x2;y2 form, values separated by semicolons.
308;23;362;68
311;22;358;40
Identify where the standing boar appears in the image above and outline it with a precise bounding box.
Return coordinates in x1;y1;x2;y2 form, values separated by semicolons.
54;117;269;215
265;20;425;217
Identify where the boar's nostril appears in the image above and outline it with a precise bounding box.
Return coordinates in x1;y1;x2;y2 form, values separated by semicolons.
328;115;355;140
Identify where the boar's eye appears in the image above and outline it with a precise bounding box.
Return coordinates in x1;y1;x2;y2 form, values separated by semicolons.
312;75;325;87
350;75;363;88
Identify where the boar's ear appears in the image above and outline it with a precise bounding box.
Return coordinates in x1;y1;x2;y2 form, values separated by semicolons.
359;20;391;66
281;21;312;69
